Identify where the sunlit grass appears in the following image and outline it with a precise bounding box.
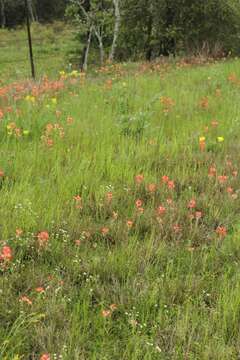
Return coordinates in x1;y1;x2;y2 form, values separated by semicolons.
1;47;240;359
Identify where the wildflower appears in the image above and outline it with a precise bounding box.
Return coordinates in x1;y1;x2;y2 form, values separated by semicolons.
199;137;206;152
0;246;13;262
167;180;175;190
188;199;196;209
135;174;144;184
216;226;227;238
35;287;45;293
173;224;181;233
127;220;133;228
74;195;82;209
37;231;49;247
67;116;74;125
16;228;23;237
208;166;217;177
101;227;109;236
147;183;157;193
101;309;111;318
135;199;143;208
51;98;57;105
106;192;113;202
211;120;219;127
40;354;51;360
227;187;233;194
162;175;169;184
111;211;117;220
218;175;228;184
0;169;4;178
19;296;32;306
75;239;81;246
199;97;209;109
157;206;166;216
110;304;117;311
232;170;238;177
195;211;202;219
217;136;224;143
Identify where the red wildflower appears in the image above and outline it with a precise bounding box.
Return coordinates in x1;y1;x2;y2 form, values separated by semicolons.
135;199;143;208
167;180;175;190
188;199;196;209
208;166;217;177
37;231;49;247
16;228;23;237
101;309;111;318
106;192;113;202
0;246;13;262
195;211;202;219
127;220;133;228
110;303;118;311
101;227;109;236
216;226;227;237
40;354;51;360
35;287;45;293
218;175;228;184
173;224;181;233
147;183;157;193
0;169;4;178
19;296;32;305
162;175;169;183
135;174;144;184
211;120;219;127
157;206;166;216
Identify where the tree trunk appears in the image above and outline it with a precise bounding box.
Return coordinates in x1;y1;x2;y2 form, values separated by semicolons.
0;0;6;29
82;25;93;71
94;28;105;66
109;0;121;62
27;0;35;22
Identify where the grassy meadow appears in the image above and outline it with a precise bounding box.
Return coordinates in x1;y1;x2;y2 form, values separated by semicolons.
1;27;240;359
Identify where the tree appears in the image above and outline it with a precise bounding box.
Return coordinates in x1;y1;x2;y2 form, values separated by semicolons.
109;0;121;62
0;0;6;28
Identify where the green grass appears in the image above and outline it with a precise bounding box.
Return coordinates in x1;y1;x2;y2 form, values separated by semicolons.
1;41;240;359
0;22;75;83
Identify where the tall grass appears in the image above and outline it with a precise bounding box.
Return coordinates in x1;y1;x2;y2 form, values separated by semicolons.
1;49;240;358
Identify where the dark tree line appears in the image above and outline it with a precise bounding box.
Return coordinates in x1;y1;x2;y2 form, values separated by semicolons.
1;0;240;65
0;0;68;27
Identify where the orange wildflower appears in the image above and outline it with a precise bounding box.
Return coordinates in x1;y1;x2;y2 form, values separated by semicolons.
101;309;111;318
147;183;157;193
0;246;13;262
135;174;144;184
127;220;133;228
135;199;143;208
101;227;109;236
167;180;175;190
16;228;23;237
37;231;49;247
40;354;51;360
19;296;32;305
216;226;227;238
157;206;166;216
35;287;45;293
188;199;196;209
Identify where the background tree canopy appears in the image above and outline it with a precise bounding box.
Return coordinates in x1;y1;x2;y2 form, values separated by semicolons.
1;0;240;63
